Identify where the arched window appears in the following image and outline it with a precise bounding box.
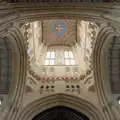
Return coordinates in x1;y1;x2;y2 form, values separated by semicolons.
0;37;12;94
44;50;55;65
64;51;75;65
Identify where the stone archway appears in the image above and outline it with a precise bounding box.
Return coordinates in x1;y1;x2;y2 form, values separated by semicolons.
0;2;120;120
0;27;27;120
16;94;104;120
93;25;120;120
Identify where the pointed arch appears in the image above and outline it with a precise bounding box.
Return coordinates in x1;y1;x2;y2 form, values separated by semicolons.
0;27;27;120
93;25;118;120
16;94;104;120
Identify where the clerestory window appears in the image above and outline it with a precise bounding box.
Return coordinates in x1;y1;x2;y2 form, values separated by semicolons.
44;50;55;65
64;51;75;65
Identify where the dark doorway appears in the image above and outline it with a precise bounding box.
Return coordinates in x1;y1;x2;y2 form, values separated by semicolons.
32;106;89;120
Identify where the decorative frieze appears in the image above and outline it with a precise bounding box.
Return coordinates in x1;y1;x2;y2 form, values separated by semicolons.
28;68;92;82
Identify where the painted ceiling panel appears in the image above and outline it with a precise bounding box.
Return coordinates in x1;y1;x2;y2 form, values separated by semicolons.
43;19;76;46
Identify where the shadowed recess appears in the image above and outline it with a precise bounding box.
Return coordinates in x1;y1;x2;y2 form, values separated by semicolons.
107;37;120;94
0;37;13;94
32;106;89;120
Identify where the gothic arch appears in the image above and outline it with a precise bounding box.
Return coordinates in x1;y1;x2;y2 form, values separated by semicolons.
93;25;120;120
1;2;120;120
0;27;27;120
16;94;104;120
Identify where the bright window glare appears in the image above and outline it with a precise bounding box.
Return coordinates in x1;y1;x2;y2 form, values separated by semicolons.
45;50;55;65
70;59;75;65
50;60;54;65
65;59;70;65
65;51;69;58
51;51;55;58
44;50;75;66
0;100;2;105
46;52;50;58
118;100;120;105
69;51;73;58
64;51;75;65
45;60;49;65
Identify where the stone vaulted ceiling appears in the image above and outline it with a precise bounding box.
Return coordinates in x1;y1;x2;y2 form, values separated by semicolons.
43;19;76;46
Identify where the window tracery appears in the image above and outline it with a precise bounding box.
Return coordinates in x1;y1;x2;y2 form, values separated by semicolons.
64;51;75;65
44;50;55;65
